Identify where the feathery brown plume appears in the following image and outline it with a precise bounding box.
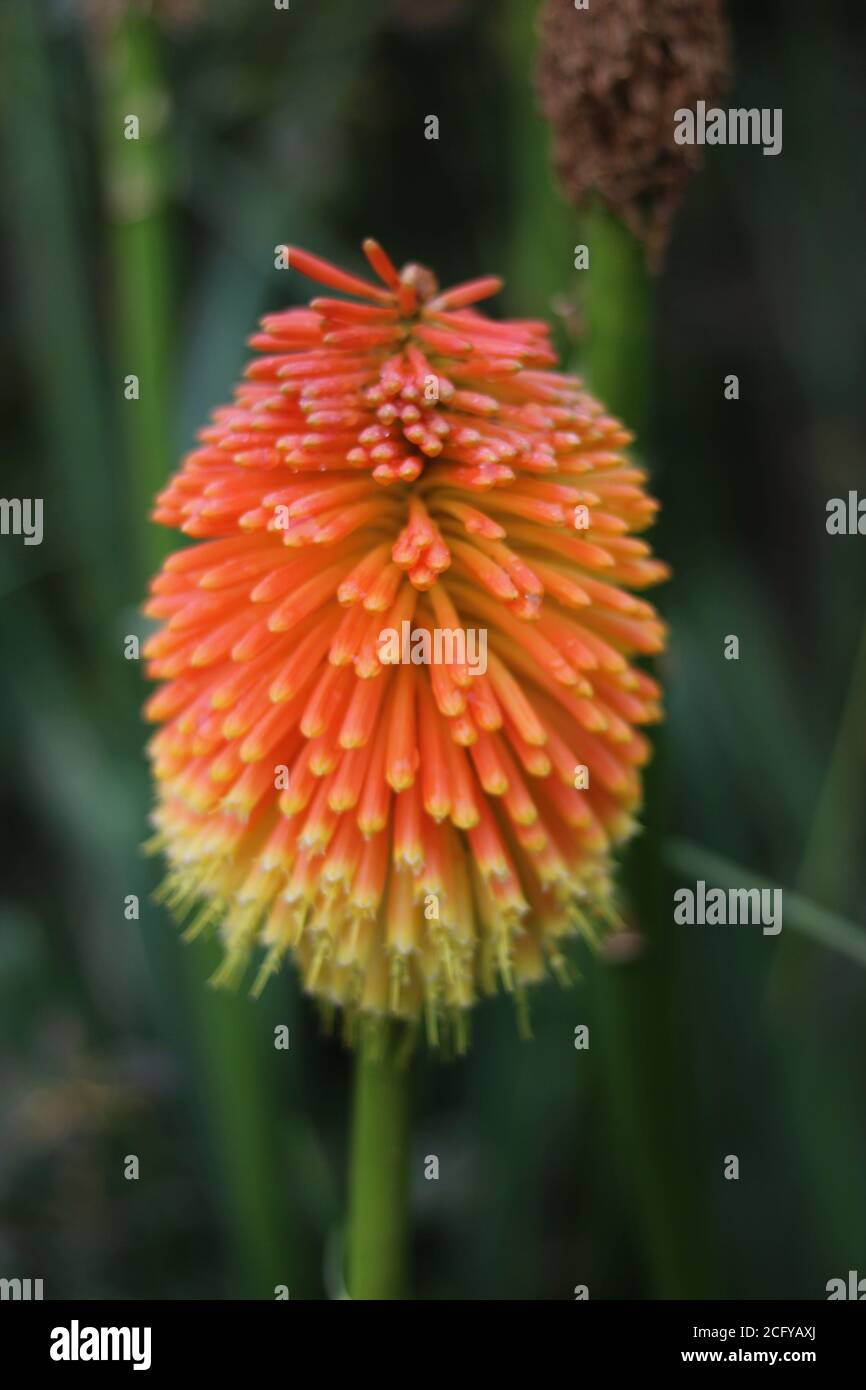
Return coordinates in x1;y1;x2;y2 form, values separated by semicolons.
536;0;731;266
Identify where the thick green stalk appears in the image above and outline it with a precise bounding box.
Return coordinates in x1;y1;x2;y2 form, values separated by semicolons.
100;6;173;584
100;9;306;1298
582;204;714;1298
347;1027;410;1300
190;945;306;1298
503;0;711;1294
581;203;652;433
503;0;575;315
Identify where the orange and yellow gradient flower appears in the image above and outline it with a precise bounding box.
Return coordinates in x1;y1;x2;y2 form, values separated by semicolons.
144;240;667;1041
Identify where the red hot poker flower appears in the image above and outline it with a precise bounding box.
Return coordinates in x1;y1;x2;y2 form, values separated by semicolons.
144;240;668;1042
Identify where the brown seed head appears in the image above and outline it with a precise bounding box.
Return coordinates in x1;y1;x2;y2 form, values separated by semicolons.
536;0;732;267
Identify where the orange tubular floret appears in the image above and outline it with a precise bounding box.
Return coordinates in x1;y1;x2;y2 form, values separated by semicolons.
144;239;667;1039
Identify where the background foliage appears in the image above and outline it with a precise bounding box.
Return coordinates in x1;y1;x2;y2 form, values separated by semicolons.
1;0;864;1299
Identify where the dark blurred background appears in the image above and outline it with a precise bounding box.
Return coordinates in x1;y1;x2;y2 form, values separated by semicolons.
1;0;864;1300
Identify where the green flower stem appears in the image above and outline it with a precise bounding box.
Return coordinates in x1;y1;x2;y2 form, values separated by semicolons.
189;945;307;1298
347;1027;411;1300
582;203;715;1298
100;5;173;585
581;203;652;434
100;10;306;1298
503;0;709;1290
